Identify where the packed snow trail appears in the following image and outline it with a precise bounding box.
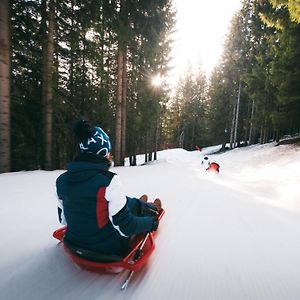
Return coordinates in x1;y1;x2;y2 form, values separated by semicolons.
1;144;300;299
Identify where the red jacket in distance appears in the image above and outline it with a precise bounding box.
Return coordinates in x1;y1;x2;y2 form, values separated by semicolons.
208;162;220;173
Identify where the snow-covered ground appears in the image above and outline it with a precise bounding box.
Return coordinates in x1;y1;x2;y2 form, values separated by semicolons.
1;143;300;300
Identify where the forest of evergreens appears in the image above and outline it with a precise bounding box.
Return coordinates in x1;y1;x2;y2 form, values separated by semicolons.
166;0;300;152
0;0;299;172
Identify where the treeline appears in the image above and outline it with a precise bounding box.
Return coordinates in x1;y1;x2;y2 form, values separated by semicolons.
166;0;300;151
0;0;174;172
164;67;209;150
1;0;300;173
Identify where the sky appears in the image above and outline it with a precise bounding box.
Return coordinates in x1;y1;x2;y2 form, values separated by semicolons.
169;0;242;83
1;142;300;299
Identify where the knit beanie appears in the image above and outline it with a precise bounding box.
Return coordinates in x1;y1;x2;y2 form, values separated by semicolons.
73;119;111;157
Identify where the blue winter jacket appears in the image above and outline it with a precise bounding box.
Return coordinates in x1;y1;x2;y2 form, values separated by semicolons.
56;158;154;255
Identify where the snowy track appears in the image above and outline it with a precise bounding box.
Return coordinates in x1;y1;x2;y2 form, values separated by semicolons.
1;144;300;299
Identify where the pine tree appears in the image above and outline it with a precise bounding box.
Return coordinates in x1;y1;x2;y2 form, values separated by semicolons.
0;0;11;173
42;0;55;170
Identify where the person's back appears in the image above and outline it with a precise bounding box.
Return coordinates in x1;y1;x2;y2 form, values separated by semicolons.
57;159;127;254
209;162;220;173
201;156;220;173
56;119;160;256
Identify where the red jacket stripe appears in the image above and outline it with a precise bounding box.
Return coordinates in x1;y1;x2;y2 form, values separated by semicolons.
96;187;109;228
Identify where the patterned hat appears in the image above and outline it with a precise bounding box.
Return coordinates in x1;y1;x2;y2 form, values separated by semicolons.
78;126;111;157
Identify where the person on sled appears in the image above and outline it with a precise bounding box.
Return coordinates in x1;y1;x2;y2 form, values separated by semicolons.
201;156;220;173
56;118;162;256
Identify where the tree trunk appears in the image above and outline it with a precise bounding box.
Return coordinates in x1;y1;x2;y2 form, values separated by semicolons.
233;80;241;148
81;36;86;115
70;0;75;105
114;0;127;166
129;154;137;166
42;0;54;170
190;122;195;150
230;103;236;149
275;128;279;142
243;98;252;146
249;99;255;145
0;0;11;173
114;46;124;166
121;49;127;164
154;114;160;161
144;134;148;163
260;127;263;144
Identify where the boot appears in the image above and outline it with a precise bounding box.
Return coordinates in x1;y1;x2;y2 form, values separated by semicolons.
153;198;162;212
139;194;148;202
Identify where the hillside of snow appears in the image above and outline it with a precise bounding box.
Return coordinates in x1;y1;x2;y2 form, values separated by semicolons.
1;143;300;300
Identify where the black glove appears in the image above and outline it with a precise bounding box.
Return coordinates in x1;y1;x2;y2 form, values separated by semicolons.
140;202;159;217
151;218;159;231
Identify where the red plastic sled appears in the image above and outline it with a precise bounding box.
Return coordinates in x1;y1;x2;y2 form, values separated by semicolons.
53;208;164;287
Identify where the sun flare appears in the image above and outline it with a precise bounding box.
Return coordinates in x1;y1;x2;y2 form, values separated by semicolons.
152;74;164;87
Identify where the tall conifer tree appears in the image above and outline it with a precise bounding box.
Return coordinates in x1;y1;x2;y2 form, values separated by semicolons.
0;0;11;173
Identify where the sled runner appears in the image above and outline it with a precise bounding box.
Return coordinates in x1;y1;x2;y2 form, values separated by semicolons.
53;208;164;290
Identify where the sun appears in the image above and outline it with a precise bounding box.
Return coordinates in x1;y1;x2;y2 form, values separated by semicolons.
152;74;164;87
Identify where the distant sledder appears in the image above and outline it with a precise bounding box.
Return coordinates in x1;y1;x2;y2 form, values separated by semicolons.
201;156;220;173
